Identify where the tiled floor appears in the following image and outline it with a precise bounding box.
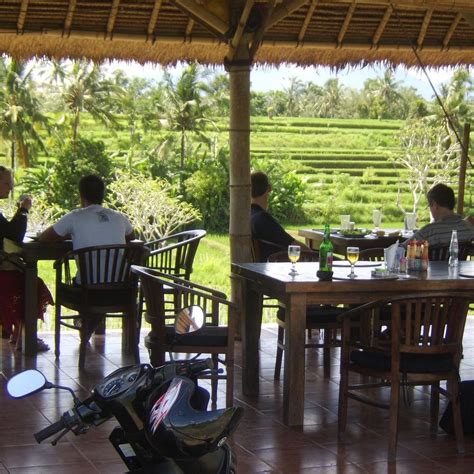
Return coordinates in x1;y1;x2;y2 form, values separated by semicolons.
1;322;474;473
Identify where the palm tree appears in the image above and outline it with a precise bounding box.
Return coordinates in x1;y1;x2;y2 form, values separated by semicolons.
317;79;344;118
368;70;405;119
48;59;123;143
156;63;213;195
0;58;49;168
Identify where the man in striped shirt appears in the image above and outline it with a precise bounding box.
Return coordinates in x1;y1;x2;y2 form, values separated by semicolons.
409;183;474;246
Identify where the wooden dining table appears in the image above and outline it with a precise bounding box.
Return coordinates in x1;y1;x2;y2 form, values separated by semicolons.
4;237;72;356
298;228;403;255
231;260;474;426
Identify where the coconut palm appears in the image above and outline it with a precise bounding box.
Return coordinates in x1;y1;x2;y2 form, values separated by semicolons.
317;78;345;118
154;63;213;195
47;59;123;143
0;58;49;168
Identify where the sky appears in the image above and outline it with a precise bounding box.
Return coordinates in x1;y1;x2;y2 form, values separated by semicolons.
105;59;456;100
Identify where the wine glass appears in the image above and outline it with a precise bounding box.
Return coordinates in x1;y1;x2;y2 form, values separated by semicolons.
372;209;382;231
346;246;359;279
288;245;301;275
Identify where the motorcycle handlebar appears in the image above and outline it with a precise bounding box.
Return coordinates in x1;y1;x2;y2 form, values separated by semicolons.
34;419;67;443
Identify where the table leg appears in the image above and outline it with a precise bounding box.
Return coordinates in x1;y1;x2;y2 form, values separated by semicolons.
240;278;262;396
283;293;307;426
22;260;38;356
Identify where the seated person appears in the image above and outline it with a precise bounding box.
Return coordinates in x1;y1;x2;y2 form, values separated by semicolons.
407;183;474;247
39;174;135;282
251;171;312;262
0;166;52;351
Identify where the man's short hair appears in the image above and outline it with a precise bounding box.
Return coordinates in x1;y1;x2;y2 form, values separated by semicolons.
427;183;455;210
251;171;271;198
79;175;105;204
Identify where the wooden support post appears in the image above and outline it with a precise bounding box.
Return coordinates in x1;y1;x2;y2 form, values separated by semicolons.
457;123;470;215
226;43;252;335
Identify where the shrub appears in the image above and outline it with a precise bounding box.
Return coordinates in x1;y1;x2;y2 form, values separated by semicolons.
51;137;114;211
107;172;200;241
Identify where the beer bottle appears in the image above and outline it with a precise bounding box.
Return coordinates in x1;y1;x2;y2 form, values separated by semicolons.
319;224;333;271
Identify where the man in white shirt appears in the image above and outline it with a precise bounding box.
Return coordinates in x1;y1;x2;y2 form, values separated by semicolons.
39;175;135;282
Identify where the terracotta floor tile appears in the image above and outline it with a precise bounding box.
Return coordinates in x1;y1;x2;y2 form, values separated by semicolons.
3;322;474;472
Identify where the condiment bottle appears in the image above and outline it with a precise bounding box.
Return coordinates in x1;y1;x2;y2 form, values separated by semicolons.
421;240;429;271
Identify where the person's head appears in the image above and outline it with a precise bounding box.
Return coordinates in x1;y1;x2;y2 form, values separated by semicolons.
427;184;455;219
251;171;272;199
79;175;105;206
0;166;13;199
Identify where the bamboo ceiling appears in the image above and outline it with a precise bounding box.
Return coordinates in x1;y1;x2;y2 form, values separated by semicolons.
0;0;473;68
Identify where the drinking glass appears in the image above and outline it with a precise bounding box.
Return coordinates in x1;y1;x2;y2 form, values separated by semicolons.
288;245;301;275
372;209;382;230
405;212;416;232
340;215;350;231
346;246;359;279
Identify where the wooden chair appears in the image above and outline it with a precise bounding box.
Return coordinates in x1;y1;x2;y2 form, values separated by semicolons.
139;230;206;321
429;241;473;261
267;249;344;379
132;266;236;408
54;243;150;368
338;292;471;460
251;238;285;263
359;247;385;261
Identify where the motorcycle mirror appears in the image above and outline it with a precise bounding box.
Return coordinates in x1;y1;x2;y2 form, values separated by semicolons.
175;305;205;335
7;369;48;399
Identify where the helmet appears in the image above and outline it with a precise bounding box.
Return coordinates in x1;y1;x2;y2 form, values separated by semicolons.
145;376;242;458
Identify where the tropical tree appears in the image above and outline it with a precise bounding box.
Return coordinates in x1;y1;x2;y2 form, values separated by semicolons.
47;59;123;144
392;118;460;213
0;58;49;168
428;68;473;141
317;78;345;118
149;63;213;195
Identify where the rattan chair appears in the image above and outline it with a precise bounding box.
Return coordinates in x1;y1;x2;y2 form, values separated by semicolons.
54;243;149;368
139;230;206;320
429;241;473;261
338;292;471;460
132;266;236;408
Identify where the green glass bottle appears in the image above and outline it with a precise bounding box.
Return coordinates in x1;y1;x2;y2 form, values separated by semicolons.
319;224;333;271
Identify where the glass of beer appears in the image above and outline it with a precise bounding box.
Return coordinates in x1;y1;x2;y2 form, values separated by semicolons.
346;246;359;279
288;245;301;275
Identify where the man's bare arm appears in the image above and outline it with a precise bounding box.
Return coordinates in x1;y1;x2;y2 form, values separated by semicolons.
38;226;66;242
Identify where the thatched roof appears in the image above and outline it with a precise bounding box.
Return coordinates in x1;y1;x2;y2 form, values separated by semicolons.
0;0;473;68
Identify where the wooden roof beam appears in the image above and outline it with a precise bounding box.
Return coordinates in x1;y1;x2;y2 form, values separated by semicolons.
249;0;278;59
443;12;462;48
17;0;29;33
185;18;195;39
338;1;356;46
147;0;162;39
106;0;120;40
228;0;255;60
266;0;308;30
372;5;392;47
298;0;319;43
63;0;77;37
171;0;229;37
417;8;433;48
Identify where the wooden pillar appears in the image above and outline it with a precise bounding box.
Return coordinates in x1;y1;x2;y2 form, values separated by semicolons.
457;123;470;215
226;44;252;333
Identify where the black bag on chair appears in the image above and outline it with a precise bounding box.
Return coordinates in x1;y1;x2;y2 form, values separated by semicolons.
440;380;474;435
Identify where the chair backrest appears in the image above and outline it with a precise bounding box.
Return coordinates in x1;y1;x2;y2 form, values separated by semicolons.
359;248;385;262
344;292;470;361
0;250;25;272
132;266;235;346
429;241;472;261
267;249;319;262
251;238;286;263
60;243;149;289
145;230;206;279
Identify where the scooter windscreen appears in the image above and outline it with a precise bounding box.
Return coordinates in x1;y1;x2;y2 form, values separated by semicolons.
145;376;242;458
